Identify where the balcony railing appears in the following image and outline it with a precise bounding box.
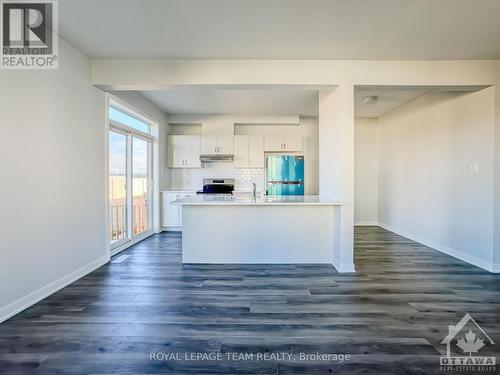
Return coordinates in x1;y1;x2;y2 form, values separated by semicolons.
109;195;148;243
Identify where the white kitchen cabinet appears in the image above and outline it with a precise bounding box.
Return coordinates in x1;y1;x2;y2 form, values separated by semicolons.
233;135;264;168
248;136;264;167
167;136;183;168
201;135;234;155
162;191;195;229
283;135;303;152
216;135;234;154
264;135;303;152
200;135;217;155
233;135;248;168
162;192;179;227
183;136;202;167
167;135;201;168
264;135;283;151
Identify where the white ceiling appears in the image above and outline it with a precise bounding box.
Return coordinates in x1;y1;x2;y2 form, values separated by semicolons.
354;88;427;118
139;89;319;116
59;0;500;60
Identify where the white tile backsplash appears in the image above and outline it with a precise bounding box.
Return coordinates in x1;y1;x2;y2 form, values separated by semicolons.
170;166;265;192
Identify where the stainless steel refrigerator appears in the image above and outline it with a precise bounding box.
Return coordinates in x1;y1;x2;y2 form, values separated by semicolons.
266;155;304;195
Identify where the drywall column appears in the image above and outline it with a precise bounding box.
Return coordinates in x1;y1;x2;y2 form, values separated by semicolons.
495;64;500;272
319;86;355;272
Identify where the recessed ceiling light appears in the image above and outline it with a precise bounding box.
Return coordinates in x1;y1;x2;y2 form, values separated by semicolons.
362;95;378;105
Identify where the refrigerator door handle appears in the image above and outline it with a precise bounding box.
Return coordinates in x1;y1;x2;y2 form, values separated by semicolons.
268;181;303;184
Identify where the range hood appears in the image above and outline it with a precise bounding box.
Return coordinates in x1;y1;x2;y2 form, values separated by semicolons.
200;154;234;162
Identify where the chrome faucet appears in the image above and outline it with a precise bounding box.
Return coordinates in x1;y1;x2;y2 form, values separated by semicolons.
252;182;257;200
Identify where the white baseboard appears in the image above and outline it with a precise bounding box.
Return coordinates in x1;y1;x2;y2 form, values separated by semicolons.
355;221;378;226
0;255;109;323
332;257;356;273
378;222;494;273
161;226;182;232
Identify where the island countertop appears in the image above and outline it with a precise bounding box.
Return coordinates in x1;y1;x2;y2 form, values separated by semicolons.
172;195;342;206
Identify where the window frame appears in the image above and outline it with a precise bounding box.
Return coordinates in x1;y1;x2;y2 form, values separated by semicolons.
108;101;153;140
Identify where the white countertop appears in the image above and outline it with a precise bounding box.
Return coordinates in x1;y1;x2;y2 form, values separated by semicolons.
172;195;342;206
161;190;196;193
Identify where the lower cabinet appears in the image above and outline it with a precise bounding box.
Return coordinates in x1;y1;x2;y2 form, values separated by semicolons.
161;191;194;229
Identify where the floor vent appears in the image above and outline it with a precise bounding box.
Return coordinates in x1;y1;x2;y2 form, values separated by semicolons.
111;254;131;264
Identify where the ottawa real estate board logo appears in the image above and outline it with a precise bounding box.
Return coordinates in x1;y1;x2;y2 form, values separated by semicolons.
440;313;496;372
1;0;58;69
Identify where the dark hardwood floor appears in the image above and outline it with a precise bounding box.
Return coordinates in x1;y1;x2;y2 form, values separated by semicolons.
1;226;499;374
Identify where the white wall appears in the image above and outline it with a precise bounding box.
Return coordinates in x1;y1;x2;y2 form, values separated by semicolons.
318;87;355;272
354;118;378;224
0;38;107;321
377;88;495;270
167;116;319;194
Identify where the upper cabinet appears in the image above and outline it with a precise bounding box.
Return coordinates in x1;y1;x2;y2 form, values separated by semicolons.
201;135;234;155
167;133;301;169
248;135;265;167
167;135;201;168
264;135;303;152
233;135;248;168
216;135;234;154
234;135;264;168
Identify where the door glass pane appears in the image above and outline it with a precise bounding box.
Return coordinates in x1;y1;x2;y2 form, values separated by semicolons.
109;131;127;244
132;137;150;236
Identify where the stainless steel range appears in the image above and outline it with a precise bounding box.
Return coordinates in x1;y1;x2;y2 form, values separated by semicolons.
196;178;235;195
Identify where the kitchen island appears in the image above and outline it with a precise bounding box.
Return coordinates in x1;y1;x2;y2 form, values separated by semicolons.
173;195;348;268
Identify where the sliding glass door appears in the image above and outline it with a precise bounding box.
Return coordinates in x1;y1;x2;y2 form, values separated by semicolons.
108;104;153;250
109;130;128;247
132;137;151;237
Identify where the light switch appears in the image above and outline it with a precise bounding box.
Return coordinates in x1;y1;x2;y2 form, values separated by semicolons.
467;162;479;174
